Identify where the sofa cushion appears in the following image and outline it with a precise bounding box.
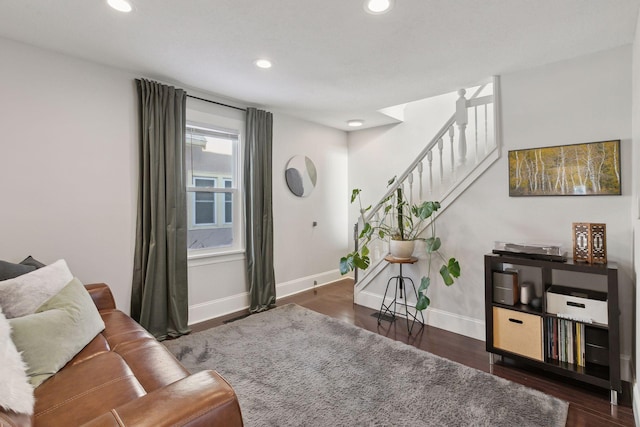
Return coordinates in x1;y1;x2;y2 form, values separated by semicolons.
81;371;244;427
0;259;35;281
114;338;189;392
66;333;111;367
34;352;146;427
9;277;105;387
0;304;34;415
100;310;155;350
0;259;73;318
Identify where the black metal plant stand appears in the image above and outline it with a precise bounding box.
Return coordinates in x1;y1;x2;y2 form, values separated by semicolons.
377;255;425;335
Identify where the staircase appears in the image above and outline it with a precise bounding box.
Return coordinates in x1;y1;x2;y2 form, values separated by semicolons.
353;76;502;300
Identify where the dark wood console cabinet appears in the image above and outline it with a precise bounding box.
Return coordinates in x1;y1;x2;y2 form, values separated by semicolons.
484;253;621;404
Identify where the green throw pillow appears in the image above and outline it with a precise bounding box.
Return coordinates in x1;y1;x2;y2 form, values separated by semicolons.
9;277;105;387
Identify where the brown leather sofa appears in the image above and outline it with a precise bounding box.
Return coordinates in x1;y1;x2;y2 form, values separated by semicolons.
0;283;243;427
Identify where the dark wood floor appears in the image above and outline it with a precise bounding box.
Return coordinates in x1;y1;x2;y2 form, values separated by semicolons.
192;279;635;427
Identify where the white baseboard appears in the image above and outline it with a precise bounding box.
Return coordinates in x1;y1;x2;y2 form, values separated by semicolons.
634;382;640;427
276;269;342;299
188;291;250;326
620;354;632;386
188;269;342;325
423;306;486;342
355;290;485;341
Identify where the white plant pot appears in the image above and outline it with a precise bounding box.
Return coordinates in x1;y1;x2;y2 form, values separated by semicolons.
389;239;415;259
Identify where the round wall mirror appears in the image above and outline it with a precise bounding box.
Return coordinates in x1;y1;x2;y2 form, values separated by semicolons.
285;155;317;197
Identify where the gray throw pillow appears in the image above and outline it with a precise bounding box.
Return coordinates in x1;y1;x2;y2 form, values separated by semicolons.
20;256;46;269
0;260;36;281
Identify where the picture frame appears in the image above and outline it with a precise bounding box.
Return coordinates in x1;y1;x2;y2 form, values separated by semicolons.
508;140;621;197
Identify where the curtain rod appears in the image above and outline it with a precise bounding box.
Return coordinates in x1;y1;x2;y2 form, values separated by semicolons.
186;94;247;112
136;79;247;112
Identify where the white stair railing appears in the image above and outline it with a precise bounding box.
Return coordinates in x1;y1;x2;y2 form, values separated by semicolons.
354;76;502;290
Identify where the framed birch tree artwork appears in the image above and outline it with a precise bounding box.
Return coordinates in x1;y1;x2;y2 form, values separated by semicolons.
508;140;621;196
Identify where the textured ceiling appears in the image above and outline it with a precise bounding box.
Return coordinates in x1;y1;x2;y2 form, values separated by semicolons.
0;0;638;130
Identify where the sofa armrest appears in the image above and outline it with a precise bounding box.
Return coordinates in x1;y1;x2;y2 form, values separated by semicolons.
85;283;117;311
81;370;243;427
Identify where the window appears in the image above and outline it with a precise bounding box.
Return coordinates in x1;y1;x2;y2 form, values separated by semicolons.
186;121;241;253
224;179;233;224
194;177;216;225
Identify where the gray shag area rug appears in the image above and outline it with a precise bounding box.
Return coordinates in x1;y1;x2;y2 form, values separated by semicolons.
164;304;568;427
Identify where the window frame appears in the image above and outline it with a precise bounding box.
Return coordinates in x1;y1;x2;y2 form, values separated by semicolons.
192;176;217;226
223;178;233;225
185;114;244;258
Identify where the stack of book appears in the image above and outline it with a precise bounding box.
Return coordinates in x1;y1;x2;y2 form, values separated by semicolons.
544;317;586;367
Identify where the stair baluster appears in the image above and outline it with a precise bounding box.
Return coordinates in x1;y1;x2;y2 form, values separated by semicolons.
448;125;455;180
408;172;414;205
427;150;433;196
417;161;424;201
438;138;444;185
456;89;468;166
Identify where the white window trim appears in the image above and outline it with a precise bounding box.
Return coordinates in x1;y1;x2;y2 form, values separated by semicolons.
185;110;244;258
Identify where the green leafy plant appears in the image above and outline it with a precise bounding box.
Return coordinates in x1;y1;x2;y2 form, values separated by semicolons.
339;177;460;311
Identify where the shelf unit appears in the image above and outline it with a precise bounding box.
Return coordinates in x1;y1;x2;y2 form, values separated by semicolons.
484;253;621;404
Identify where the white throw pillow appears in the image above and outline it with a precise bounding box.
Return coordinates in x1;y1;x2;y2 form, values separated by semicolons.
0;305;34;415
0;259;73;318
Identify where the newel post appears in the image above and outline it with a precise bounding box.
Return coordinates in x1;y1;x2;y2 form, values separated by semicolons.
455;88;468;165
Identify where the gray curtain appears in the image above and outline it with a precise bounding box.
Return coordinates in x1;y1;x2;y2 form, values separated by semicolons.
244;107;276;312
131;79;190;340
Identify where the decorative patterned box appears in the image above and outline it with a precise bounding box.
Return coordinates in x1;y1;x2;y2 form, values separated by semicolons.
572;223;607;264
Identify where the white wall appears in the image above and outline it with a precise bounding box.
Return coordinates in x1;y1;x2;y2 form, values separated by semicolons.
0;37;138;312
272;113;349;296
0;37;350;325
348;46;634;380
348;92;458;212
631;7;640;422
470;46;633;381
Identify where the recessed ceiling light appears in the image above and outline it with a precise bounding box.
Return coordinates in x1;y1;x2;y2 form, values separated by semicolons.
254;59;273;69
107;0;132;12
347;120;364;127
364;0;394;15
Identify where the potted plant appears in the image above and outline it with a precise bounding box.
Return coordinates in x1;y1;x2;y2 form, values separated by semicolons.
339;177;460;311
